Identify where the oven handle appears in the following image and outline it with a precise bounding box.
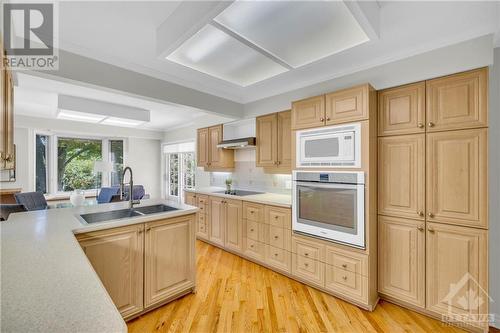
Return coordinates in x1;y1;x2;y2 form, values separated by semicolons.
294;181;363;189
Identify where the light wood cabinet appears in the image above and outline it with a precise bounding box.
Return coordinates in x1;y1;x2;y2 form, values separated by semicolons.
1;41;15;170
244;237;265;261
292;253;325;287
325;84;370;125
426;222;488;324
224;199;243;253
196;128;209;167
378;82;426;136
426;68;488;132
265;205;291;229
76;224;144;319
256;110;291;171
144;215;196;308
325;264;368;304
196;125;234;170
265;245;291;273
378;216;425;308
209;196;226;246
185;192;196;206
291;95;325;130
426;128;488;228
378;134;425;220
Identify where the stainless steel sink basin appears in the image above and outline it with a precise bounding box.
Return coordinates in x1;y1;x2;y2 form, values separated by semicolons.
79;204;179;224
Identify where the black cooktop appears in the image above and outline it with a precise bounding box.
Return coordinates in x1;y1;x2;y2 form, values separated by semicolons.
214;190;264;196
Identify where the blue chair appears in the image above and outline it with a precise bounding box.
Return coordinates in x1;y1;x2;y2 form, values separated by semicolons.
97;187;120;204
0;204;27;221
117;185;145;201
14;192;48;211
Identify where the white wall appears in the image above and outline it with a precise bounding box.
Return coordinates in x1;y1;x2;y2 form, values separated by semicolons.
126;138;161;198
489;47;500;329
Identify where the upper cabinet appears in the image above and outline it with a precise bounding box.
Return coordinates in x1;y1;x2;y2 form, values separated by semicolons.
256;110;291;171
1;39;15;171
378;82;426;136
292;84;374;130
325;84;370;125
196;124;234;170
426;68;488;132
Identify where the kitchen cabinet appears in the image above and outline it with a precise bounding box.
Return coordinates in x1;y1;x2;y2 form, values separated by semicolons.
426;68;488;132
378;82;426;136
256;110;291;171
378;216;425;308
1;41;15;170
291;95;325;130
291;253;325;287
196;125;234;170
144;215;196;308
209;196;225;246
426;128;488;228
325;84;370;125
184;192;209;240
76;224;144;319
378;134;425;220
265;245;291;273
426;222;487;325
224;198;243;253
325;264;368;304
185;192;196;206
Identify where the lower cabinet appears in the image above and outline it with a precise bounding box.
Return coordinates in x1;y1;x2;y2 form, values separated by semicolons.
77;214;196;319
325;264;368;304
209;197;226;246
77;224;144;319
265;245;291;273
378;215;425;307
224;199;243;253
144;216;196;308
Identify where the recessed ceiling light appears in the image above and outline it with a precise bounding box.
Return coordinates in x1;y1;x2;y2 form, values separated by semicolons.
57;109;106;123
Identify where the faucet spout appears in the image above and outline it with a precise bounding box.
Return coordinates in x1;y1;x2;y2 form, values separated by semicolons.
121;166;139;208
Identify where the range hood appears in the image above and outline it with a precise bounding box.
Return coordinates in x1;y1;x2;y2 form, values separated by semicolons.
217;119;256;149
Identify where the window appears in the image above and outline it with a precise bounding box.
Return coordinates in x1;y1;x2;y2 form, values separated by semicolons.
164;142;195;200
35;133;125;195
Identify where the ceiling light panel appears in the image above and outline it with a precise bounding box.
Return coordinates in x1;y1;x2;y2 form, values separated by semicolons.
214;1;369;68
167;25;288;86
57;109;106;123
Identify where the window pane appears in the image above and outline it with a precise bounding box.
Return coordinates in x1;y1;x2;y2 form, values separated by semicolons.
183;152;195;189
109;140;124;187
169;153;179;197
57;137;102;192
35;135;49;193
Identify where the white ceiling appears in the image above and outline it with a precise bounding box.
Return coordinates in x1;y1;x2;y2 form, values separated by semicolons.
14;73;208;131
52;1;500;104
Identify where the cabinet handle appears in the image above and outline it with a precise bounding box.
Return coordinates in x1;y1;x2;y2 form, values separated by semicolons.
250;228;254;232
304;252;309;257
146;227;152;232
320;118;325;122
274;235;279;239
304;263;309;267
428;122;435;128
326;117;331;121
277;161;281;165
138;229;143;234
250;210;254;214
274;215;279;219
250;244;254;248
342;264;347;268
428;212;434;218
274;253;278;257
4;154;12;162
417;211;424;217
342;276;347;281
417;122;424;128
417;225;424;231
428;226;435;233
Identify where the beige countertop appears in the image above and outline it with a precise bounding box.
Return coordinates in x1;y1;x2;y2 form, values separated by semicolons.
185;187;292;208
0;199;198;333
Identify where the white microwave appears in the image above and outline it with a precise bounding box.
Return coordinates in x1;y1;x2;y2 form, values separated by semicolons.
296;123;361;168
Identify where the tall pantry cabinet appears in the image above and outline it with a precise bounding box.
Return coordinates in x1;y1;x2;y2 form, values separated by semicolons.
377;68;488;331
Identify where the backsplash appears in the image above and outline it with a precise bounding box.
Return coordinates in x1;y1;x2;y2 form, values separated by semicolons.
208;150;292;195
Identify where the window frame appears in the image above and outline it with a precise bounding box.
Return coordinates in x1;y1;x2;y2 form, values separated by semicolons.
34;131;127;197
163;141;196;202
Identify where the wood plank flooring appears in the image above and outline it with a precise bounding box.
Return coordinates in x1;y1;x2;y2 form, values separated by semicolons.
128;240;466;333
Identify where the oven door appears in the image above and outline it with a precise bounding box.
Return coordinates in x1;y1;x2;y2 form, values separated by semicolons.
292;181;365;248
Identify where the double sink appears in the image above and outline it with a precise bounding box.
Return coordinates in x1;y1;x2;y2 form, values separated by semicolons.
79;204;178;224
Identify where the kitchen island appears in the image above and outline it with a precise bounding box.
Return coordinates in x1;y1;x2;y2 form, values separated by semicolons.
0;199;198;333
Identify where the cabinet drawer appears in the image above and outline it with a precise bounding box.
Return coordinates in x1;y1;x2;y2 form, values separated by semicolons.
244;238;264;261
292;237;325;262
265;245;291;273
325;265;368;303
268;225;290;251
266;206;291;229
325;246;368;276
246;220;260;241
243;202;264;222
292;253;325;286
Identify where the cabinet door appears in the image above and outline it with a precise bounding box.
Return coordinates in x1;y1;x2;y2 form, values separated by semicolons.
426;223;488;323
4;70;14;169
209;196;225;246
291;95;325;130
208;125;234;169
77;224;144;318
378;216;425;308
224;198;243;253
277;110;292;168
378;135;425;220
378;82;425;136
426;68;488;132
144;215;196;308
427;129;487;228
197;128;209;167
291;253;325;287
184;192;196;206
325;84;369;125
256;113;277;167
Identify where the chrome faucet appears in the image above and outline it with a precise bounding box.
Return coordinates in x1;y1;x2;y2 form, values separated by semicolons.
121;166;140;208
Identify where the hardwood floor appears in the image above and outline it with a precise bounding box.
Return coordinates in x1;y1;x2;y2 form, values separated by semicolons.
128;240;465;333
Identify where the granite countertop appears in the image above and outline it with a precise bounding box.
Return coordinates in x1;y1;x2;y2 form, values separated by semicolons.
184;187;292;208
0;199;198;333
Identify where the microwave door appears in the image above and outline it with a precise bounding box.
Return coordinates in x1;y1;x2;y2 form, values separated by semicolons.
300;132;355;163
